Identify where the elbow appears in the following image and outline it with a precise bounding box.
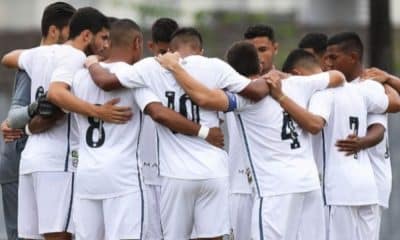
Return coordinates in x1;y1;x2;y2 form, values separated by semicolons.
147;105;168;124
96;80;114;92
308;119;325;135
1;55;11;68
329;70;345;87
251;91;265;102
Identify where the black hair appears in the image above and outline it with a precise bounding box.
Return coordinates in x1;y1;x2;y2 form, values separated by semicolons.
298;33;328;55
282;49;319;73
244;24;275;42
152;18;178;43
107;16;119;25
68;7;109;40
41;2;76;37
110;19;141;47
170;27;203;50
327;32;363;60
226;41;260;77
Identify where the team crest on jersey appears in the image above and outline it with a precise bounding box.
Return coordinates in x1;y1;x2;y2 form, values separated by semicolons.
246;167;253;184
71;150;79;168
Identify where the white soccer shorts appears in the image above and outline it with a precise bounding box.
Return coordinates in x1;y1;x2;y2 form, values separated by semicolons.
374;206;384;240
252;190;325;240
73;191;145;240
229;193;254;240
143;184;162;240
161;177;230;240
18;172;74;239
327;205;380;240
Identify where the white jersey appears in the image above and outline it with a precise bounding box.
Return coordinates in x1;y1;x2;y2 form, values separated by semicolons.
309;80;388;205
115;55;251;180
367;114;391;208
18;44;85;174
71;62;155;199
224;112;252;194
235;72;330;197
139;116;161;186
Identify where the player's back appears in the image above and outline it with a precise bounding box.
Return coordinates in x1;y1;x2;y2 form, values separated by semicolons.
119;55;250;180
236;73;330;197
72;62;142;199
18;44;83;174
311;81;387;205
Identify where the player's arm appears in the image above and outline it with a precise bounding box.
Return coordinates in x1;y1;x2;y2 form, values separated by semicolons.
362;67;400;93
156;52;270;106
47;82;132;124
336;123;385;156
144;102;223;148
384;84;400;113
326;70;345;87
85;56;123;91
134;88;224;148
1;49;24;68
268;77;325;134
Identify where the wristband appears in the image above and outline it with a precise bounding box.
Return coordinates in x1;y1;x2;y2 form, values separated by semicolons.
278;94;287;103
224;91;237;112
24;124;32;136
197;126;210;139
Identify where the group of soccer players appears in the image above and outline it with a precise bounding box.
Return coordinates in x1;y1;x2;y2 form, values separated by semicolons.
1;2;400;240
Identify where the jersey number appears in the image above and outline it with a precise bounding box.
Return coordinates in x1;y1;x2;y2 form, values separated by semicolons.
86;116;105;148
349;116;359;159
165;91;200;124
281;111;300;149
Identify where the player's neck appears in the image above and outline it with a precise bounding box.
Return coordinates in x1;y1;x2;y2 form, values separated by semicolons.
40;37;57;46
346;64;363;82
105;48;138;65
65;38;86;52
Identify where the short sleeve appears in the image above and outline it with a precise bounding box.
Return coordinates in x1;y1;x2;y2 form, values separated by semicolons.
212;58;251;92
367;113;388;129
51;48;86;86
11;70;31;108
232;94;253;112
133;88;162;112
358;80;388;114
299;72;330;99
18;48;38;73
309;90;333;124
114;59;149;89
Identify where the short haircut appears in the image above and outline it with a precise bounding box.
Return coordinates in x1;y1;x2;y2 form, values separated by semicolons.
282;49;319;73
107;16;119;25
68;7;109;39
110;19;141;48
298;33;328;55
327;32;363;60
152;18;178;43
244;24;275;42
226;41;260;77
170;27;203;50
41;2;76;37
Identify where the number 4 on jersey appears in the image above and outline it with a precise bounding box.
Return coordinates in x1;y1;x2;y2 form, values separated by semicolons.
281;111;301;149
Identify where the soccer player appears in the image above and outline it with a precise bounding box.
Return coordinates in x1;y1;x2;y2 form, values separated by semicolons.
85;27;272;240
308;32;400;240
142;17;178;240
0;2;75;240
244;24;278;74
156;47;347;240
224;41;259;240
147;17;178;55
359;67;400;239
0;7;127;240
71;19;222;240
298;32;328;70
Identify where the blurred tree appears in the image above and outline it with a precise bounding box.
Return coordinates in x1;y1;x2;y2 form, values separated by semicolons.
369;0;393;71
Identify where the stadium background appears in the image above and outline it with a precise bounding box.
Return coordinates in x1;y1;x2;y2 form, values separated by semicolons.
0;0;399;239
